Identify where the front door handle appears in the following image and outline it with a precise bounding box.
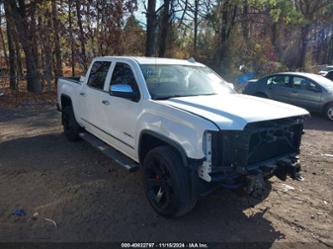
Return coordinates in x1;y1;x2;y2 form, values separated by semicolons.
80;92;85;96
101;100;110;105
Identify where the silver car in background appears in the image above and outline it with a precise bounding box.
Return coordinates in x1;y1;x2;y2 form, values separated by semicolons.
243;72;333;121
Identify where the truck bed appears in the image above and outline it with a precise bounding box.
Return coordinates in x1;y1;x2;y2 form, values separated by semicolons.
58;77;81;84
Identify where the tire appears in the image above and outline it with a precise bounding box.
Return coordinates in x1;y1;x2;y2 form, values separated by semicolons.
143;146;196;218
62;105;81;141
325;103;333;121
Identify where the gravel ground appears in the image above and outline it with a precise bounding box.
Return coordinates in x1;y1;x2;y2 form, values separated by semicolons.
0;105;332;247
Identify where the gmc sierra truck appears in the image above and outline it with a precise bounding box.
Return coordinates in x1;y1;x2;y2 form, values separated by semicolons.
57;56;309;217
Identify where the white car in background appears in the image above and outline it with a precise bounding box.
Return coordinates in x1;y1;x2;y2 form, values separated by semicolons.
319;65;333;76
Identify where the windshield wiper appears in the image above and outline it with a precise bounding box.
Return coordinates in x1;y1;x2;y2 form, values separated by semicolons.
154;95;185;100
154;93;216;100
194;93;216;96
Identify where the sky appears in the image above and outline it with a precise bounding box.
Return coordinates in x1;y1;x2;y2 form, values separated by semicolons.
134;0;164;27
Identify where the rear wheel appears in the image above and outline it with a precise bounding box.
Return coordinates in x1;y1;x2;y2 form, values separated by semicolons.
325;103;333;121
143;146;196;218
62;106;81;141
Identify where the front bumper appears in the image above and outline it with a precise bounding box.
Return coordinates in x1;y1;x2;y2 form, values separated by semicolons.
193;153;303;199
207;153;302;187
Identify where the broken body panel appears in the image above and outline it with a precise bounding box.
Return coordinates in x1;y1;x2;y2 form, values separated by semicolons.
197;116;305;196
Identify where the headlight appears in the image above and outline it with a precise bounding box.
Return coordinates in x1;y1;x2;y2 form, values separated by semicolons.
202;131;213;162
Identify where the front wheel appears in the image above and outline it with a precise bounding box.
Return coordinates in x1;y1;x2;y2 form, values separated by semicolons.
143;146;196;218
325;103;333;121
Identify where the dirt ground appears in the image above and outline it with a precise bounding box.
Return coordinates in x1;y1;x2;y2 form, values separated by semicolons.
0;105;332;247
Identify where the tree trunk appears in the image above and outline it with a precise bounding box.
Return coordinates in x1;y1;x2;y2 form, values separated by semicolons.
219;1;229;60
41;14;53;92
298;25;310;69
158;0;170;57
218;1;237;60
0;13;9;68
193;0;199;57
30;1;40;76
328;25;333;63
6;0;42;92
145;0;157;56
75;0;87;71
52;0;63;80
68;0;75;77
242;0;249;41
14;34;23;79
4;1;17;90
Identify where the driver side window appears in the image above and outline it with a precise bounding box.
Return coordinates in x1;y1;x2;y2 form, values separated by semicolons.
292;77;320;92
110;63;139;93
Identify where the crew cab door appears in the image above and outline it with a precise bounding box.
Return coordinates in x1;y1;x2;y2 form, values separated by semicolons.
290;76;322;112
99;62;142;158
266;75;292;103
78;60;112;129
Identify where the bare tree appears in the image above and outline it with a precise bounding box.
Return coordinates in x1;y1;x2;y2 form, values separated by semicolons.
52;0;63;80
295;0;333;69
75;0;87;70
4;1;17;90
68;0;75;76
145;0;157;56
158;0;171;57
5;0;42;92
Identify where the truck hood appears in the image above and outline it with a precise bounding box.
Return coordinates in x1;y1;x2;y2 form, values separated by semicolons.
159;94;309;130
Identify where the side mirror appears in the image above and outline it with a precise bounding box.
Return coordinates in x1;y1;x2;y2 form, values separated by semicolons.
80;76;86;83
110;84;139;101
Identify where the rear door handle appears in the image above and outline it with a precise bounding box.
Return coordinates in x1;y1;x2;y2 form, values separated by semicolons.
80;92;85;96
101;100;110;105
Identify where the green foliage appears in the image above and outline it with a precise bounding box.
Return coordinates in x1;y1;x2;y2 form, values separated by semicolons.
248;0;303;24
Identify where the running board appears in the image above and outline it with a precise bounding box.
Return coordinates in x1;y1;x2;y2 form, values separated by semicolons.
79;132;139;172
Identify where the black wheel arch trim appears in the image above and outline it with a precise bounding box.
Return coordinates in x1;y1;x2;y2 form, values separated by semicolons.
60;94;73;110
138;130;204;169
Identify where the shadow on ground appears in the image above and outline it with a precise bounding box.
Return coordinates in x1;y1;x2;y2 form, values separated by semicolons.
0;133;284;244
304;114;333;132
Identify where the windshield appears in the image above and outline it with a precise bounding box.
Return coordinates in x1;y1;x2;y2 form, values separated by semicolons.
140;64;234;100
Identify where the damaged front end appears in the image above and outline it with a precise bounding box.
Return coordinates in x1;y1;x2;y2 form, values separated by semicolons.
197;116;305;196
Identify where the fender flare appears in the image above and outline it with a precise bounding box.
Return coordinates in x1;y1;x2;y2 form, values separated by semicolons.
60;94;73;110
138;130;204;169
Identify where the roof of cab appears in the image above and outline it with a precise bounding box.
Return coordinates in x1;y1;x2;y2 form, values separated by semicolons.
94;56;205;67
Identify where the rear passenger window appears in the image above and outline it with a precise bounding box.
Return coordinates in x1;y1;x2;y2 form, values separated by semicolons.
292;77;319;91
87;61;111;90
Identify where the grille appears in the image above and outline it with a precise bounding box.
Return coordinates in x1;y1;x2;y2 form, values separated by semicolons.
211;117;304;167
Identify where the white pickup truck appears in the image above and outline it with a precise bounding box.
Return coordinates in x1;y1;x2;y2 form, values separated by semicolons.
57;56;309;217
